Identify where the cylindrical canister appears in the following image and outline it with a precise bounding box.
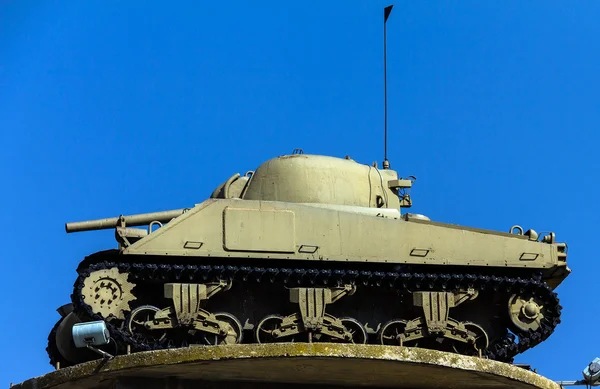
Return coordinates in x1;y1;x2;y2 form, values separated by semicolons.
72;321;110;348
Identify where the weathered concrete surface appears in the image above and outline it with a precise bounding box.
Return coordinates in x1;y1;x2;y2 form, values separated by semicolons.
12;344;560;389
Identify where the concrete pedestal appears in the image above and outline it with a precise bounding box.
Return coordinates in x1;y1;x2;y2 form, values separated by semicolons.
12;344;559;389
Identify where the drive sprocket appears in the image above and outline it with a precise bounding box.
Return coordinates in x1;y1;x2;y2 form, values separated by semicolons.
81;267;136;320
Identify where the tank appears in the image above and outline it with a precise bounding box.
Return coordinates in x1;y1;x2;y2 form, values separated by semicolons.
47;152;570;368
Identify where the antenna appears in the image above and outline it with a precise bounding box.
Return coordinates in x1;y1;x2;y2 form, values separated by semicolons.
383;4;393;170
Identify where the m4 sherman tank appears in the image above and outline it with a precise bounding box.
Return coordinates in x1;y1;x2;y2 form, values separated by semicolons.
48;152;570;367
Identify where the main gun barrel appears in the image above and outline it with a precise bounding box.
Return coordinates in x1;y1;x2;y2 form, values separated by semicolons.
65;209;188;233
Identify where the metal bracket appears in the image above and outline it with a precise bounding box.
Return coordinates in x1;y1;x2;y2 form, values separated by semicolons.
454;288;479;307
164;281;231;323
413;291;454;333
115;215;148;249
115;227;148;249
289;285;355;331
404;290;487;354
330;284;356;303
389;177;415;208
290;288;329;331
142;281;234;337
190;309;226;336
413;290;478;334
87;344;114;374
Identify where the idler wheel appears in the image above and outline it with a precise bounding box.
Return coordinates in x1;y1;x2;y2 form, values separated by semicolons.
508;294;545;332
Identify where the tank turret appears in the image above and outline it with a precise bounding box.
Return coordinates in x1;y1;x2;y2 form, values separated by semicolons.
211;153;414;219
242;153;412;209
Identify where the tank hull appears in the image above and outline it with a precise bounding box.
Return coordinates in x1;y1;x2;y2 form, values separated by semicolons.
121;198;568;287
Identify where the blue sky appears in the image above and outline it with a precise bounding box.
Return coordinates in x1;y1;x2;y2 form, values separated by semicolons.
2;1;599;386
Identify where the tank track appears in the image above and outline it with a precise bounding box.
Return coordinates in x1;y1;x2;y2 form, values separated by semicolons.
46;316;72;368
68;254;562;364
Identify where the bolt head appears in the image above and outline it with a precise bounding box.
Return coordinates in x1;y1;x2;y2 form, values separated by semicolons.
522;302;540;319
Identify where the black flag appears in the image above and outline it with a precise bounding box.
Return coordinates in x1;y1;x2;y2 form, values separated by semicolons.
384;5;393;23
